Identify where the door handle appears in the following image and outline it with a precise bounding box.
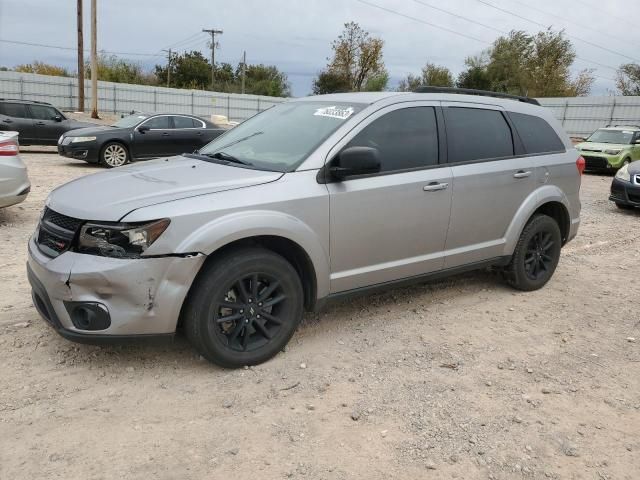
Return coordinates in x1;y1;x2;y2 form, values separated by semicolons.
2;119;12;123
35;122;46;126
161;132;170;136
513;170;532;179
423;182;449;192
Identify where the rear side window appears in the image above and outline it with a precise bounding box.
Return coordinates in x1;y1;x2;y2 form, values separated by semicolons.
29;105;59;120
172;116;198;128
345;106;439;172
444;107;514;162
510;112;565;154
0;103;29;118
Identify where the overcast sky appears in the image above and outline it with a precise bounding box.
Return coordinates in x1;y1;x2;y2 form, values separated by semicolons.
0;0;636;96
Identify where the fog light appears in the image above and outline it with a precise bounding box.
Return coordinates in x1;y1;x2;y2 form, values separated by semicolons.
64;302;111;330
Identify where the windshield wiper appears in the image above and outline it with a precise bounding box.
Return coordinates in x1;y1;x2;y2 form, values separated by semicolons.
205;151;253;166
214;131;263;150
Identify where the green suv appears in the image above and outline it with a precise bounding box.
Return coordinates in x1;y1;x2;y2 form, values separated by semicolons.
575;126;640;171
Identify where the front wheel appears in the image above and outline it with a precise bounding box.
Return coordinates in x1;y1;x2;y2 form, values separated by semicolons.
100;142;129;168
506;214;562;291
184;247;304;368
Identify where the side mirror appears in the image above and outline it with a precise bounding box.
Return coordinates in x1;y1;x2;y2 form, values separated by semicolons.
329;146;381;180
138;124;150;134
53;115;62;122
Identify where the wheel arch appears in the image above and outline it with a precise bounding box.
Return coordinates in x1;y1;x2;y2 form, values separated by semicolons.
100;139;131;158
503;186;573;256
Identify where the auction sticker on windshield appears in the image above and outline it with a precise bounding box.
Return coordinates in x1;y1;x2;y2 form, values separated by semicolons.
314;106;354;120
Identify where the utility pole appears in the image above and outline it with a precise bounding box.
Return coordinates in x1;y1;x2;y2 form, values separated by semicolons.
76;0;84;112
161;48;172;87
241;50;246;94
202;28;223;91
90;0;98;118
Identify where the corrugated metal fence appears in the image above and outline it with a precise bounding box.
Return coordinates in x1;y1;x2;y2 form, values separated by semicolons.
537;96;640;138
0;71;285;121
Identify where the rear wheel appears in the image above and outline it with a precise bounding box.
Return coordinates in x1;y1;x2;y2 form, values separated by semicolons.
100;142;129;168
184;247;304;368
506;214;562;291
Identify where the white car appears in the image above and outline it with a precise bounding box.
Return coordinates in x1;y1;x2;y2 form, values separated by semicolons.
0;131;30;208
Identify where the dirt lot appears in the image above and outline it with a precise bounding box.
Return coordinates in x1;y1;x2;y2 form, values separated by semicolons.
1;151;639;480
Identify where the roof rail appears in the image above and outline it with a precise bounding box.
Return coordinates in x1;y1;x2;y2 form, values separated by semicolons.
0;98;52;105
412;86;541;106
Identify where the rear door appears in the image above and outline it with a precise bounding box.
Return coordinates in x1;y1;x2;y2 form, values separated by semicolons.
0;103;36;143
169;115;206;155
441;103;535;268
131;115;173;158
327;102;453;293
28;104;67;144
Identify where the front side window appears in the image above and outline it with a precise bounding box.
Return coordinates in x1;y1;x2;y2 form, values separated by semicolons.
444;107;514;163
199;101;366;172
0;103;28;118
344;107;439;172
29;105;59;120
142;116;170;129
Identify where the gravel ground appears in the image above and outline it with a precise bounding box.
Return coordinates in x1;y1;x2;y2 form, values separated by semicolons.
1;152;639;480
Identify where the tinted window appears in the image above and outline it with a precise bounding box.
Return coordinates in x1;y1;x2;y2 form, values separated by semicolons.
143;116;170;129
444;107;514;162
172;116;197;128
0;103;29;118
510;112;565;154
29;105;59;120
344;107;439;172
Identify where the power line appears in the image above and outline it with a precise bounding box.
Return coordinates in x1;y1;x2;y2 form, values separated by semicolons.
0;38;163;58
571;0;638;32
355;0;616;82
405;0;618;74
474;0;640;64
203;28;223;91
355;0;493;45
158;32;206;52
509;0;640;51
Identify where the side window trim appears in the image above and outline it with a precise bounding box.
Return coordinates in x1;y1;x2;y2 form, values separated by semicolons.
139;115;171;130
172;115;205;129
440;104;518;165
319;102;445;183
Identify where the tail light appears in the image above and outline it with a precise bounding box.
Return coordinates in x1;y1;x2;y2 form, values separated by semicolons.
0;137;19;156
576;156;585;175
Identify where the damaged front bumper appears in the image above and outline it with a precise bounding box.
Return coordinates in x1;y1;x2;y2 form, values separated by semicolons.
27;236;205;343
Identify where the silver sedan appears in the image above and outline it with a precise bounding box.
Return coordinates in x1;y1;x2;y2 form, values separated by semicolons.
0;131;30;208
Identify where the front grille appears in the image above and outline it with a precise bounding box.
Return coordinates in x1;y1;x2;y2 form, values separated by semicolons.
42;207;83;232
583;155;608;169
36;207;83;258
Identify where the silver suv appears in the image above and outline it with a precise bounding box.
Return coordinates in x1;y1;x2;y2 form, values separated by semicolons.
27;89;582;368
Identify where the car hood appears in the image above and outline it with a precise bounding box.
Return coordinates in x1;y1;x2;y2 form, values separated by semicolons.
66;120;100;130
62;125;124;137
47;155;284;221
576;142;628;152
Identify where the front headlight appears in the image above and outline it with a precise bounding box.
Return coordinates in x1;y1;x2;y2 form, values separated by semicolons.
77;219;170;258
604;149;622;155
615;164;631;182
70;136;97;143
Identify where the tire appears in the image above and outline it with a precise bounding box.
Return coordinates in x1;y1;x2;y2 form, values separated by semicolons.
616;202;634;210
506;214;562;292
100;142;129;168
183;247;304;368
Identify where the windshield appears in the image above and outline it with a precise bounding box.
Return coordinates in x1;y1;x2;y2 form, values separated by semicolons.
586;129;634;144
112;114;148;128
199;101;365;171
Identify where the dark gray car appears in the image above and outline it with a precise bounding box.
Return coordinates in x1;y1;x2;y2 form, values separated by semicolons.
0;99;96;145
28;89;582;368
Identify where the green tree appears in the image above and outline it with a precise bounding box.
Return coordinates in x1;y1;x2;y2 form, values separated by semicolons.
313;22;387;93
398;63;454;91
616;63;640;95
15;61;70;77
155;50;211;89
241;64;290;97
312;71;351;94
86;53;152;84
463;30;593;97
